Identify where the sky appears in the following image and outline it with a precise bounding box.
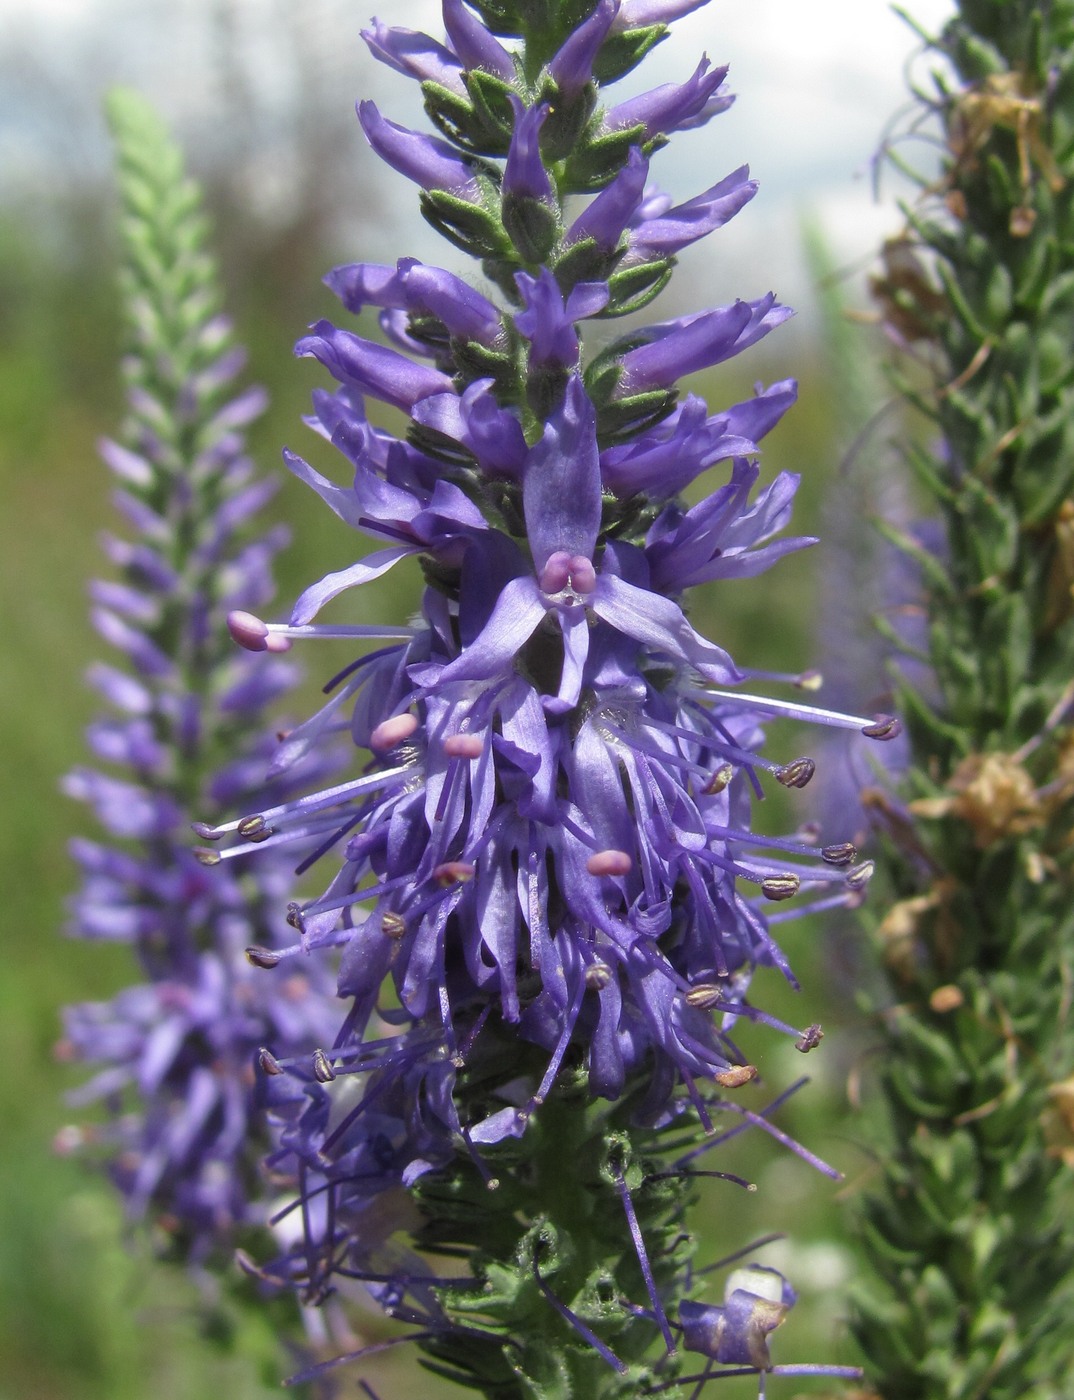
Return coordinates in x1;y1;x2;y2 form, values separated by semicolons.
0;0;957;306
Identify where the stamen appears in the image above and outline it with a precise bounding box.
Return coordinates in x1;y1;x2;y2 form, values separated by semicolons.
259;1048;285;1075
701;686;903;738
312;1049;336;1083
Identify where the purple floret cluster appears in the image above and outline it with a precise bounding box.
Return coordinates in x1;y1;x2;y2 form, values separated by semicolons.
203;0;895;1319
61;260;338;1254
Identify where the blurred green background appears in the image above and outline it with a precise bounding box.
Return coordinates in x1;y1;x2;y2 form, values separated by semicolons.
0;5;913;1397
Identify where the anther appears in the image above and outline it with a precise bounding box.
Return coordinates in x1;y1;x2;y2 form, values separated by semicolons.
796;669;823;691
443;734;483;759
237;814;268;839
285;902;305;931
227;610;269;651
821;842;857;866
714;1064;758;1088
684;984;722;1010
585;962;613;991
370;712;419;752
704;763;734;795
433;861;475;886
190;822;222;841
312;1049;336;1083
259;1048;284;1076
862;714;902;740
245;945;282;969
760;873;800;901
193;847;222;867
381;911;406;939
845;860;875;890
795;1023;824;1052
775;757;815;789
586;849;633;877
538;551;572;593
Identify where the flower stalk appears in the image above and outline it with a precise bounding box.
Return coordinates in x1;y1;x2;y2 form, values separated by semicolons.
852;5;1074;1396
59;89;335;1265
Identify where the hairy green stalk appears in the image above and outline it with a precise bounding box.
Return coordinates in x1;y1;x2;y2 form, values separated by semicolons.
852;5;1074;1396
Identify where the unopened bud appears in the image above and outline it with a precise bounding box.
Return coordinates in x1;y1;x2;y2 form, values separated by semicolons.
259;1048;284;1076
862;714;902;741
795;1023;824;1052
761;873;800;901
245;945;282;969
312;1049;336;1083
370;712;419;752
775;757;815;789
704;763;734;795
714;1064;758;1088
586;849;633;877
821;842;857;866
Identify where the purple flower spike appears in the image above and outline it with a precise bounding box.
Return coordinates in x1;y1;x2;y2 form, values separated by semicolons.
567;146;650;252
628;165;758;259
618;295;793;392
503;98;554;204
605;56;733;140
358;100;480;194
548;0;618;98
442;0;515;81
361;20;466;93
515;268;609;370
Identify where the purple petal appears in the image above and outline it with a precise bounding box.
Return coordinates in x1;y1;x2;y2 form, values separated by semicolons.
437;576;547;683
548;0;617;96
523;374;602;574
290;546;420;624
567;146;649;252
358;101;479;195
590;573;741;682
442;0;515;80
296;321;453;412
361;21;466;92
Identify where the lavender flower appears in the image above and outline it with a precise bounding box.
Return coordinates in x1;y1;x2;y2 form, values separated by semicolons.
59;90;337;1259
192;2;890;1388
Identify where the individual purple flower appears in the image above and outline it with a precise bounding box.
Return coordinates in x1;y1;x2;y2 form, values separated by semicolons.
515;268;609;370
361;20;466;92
442;0;515;81
614;0;709;25
626;164;758;259
548;0;618;98
503;97;555;203
357;100;482;195
603;56;733;140
566;145;651;252
615;295;793;392
325;257;503;346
